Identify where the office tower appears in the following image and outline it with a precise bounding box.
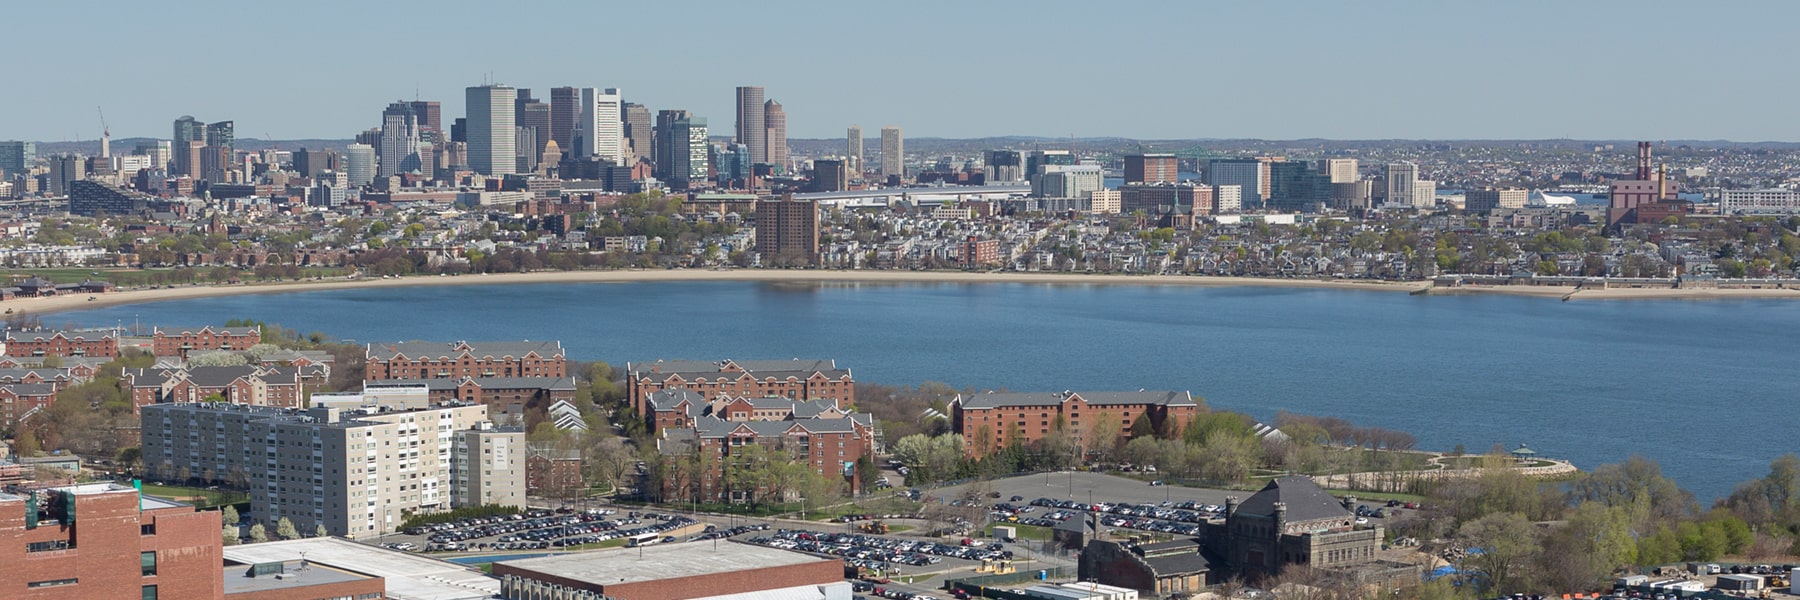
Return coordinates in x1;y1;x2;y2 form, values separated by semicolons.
812;159;847;192
549;87;579;152
515;89;551;160
1415;179;1437;209
846;126;863;174
1318;158;1358;183
293;148;338;178
1331;180;1373;211
379;101;423;177
756;195;820;264
880;126;903;180
450;118;467;143
516;127;538;173
653;109;690;180
0;141;34;176
48;154;84;195
172;116;203;175
135;140;170;174
1208;158;1265;209
142;402;525;539
1268;161;1331;212
466;84;517;176
1383;162;1418;208
671;117;707;188
984;150;1024;182
574;87;624;164
1466;187;1528;213
409;100;441;133
736;86;766;165
1124;153;1179;185
344;143;376;186
1026;150;1075;180
1031;164;1102;199
623;102;652;165
764;99;787;173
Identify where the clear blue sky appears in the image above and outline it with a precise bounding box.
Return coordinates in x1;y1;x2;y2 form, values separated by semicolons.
11;0;1799;142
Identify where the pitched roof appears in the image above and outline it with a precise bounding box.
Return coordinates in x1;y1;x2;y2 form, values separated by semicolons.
379;376;575;391
627;358;848;379
957;390;1193;410
1233;476;1350;523
0;382;58;396
185;365;263;387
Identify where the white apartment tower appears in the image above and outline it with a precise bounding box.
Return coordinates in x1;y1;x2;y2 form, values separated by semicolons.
846;125;863;174
1384;162;1419;208
467;84;517;176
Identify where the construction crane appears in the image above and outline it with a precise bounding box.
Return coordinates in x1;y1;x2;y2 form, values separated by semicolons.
96;106;110;158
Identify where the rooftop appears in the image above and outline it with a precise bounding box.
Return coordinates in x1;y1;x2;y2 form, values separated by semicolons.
1234;476;1351;524
496;540;830;586
221;561;374;595
224;537;498;600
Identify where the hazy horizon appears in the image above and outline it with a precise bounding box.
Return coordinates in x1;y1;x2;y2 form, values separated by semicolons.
8;0;1798;143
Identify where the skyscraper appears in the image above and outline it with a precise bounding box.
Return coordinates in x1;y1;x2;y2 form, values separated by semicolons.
515;90;551;165
1318;158;1358;183
202;121;234;182
344;143;376;186
549;87;579;153
763;99;787;173
1124;153;1179;185
1383;162;1418;208
409;100;442;133
880;126;903;180
172;116;203;176
845;126;863;174
0;141;34;177
1208;158;1265;209
985;150;1023;182
379;102;422;177
653;109;690;180
623;102;652;166
735;86;766;165
672;117;708;189
466;84;517;176
575;88;624;164
812;159;847;192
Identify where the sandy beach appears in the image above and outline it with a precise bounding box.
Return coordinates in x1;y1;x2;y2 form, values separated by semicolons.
4;269;1795;316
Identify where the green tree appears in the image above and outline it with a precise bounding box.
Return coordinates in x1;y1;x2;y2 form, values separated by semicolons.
315;523;329;538
276;517;299;540
1458;512;1539;594
221;505;239;527
248;523;268;543
223;526;240;546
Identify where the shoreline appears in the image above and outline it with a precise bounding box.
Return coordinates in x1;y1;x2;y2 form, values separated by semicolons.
5;269;1797;316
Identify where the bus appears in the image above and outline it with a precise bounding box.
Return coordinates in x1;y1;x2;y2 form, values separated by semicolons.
625;533;660;548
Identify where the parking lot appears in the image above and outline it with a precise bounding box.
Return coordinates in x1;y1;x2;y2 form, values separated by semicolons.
933;471;1242;512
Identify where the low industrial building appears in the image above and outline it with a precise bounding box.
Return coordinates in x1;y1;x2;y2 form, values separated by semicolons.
223;536;498;600
493;540;848;600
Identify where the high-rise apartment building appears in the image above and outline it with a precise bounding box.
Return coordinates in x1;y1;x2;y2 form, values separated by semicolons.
812;159;847;193
466;84;517;176
575;88;624;164
756;195;820;265
880;126;903;180
735;86;766;165
48;154;83;196
344;143;376;186
0;141;36;177
379;101;422;177
845;126;863;174
1208;159;1266;209
1383;162;1418;208
142;401;526;539
623;102;652;165
1124;153;1179;185
1213;184;1243;213
549;87;579;153
1032;164;1103;199
764;100;787;173
1318;158;1358;183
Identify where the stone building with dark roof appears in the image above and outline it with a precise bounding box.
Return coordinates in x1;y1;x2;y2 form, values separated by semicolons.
1208;476;1384;577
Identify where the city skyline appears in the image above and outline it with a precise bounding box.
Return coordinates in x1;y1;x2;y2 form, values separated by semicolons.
7;1;1800;143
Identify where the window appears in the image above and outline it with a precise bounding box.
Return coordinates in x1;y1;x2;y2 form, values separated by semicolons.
143;584;158;600
28;578;78;588
27;540;71;552
142;551;158;576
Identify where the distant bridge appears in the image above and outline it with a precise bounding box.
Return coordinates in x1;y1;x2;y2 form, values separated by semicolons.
792;184;1030;208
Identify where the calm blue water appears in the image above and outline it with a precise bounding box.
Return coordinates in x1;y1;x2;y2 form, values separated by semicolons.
48;281;1800;501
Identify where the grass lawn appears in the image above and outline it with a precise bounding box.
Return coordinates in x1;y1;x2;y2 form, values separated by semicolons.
138;483;246;508
886;525;914;534
1325;489;1427;504
565;538;630;551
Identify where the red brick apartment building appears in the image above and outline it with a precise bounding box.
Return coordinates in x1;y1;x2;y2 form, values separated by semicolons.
0;483;221;600
152;326;262;358
667;414;879;502
952;390;1200;456
626;359;854;417
4;331;119;358
121;365;314;412
364;340;566;380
